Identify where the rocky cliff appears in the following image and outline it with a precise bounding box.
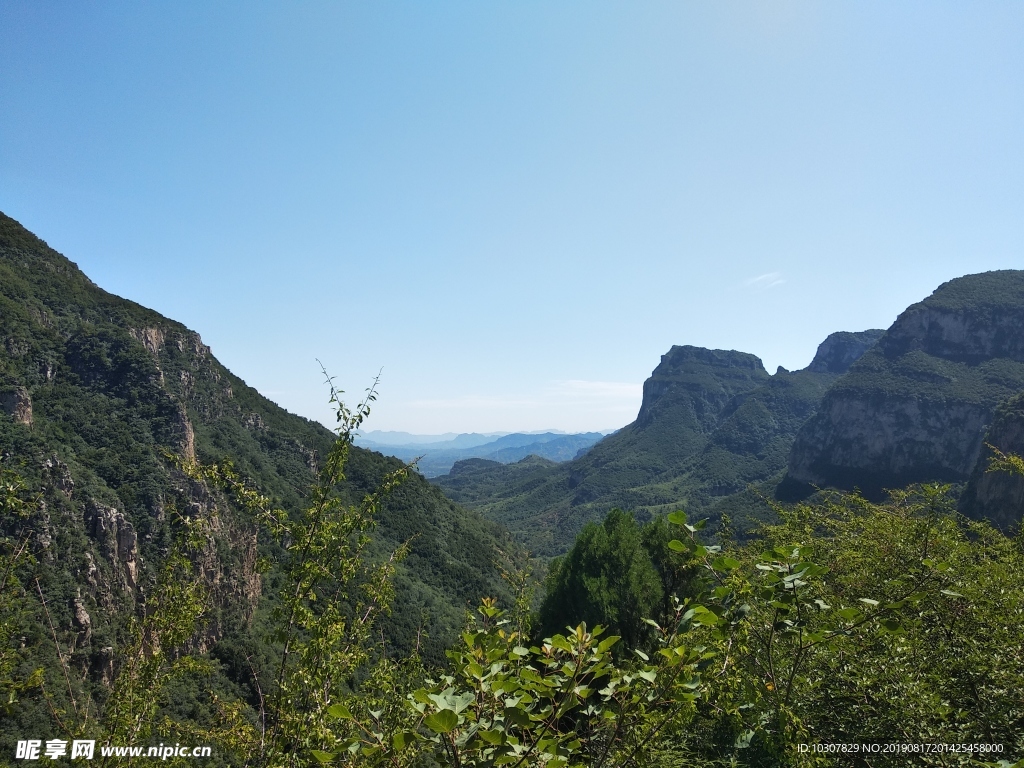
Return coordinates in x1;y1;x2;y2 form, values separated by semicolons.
806;329;885;373
782;271;1024;499
437;333;879;555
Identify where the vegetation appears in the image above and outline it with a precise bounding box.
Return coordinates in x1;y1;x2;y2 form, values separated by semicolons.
4;213;1024;766
0;211;520;758
6;393;1024;765
537;510;697;653
436;361;842;556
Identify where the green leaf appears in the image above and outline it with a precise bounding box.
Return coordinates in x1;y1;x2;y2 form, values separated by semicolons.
879;617;902;633
711;556;741;571
327;703;353;720
424;709;459;734
940;589;965;598
667;539;688;552
310;750;335;763
667;510;687;525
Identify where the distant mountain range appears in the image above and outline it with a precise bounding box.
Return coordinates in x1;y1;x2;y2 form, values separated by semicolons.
356;430;611;477
434;270;1024;557
433;332;883;555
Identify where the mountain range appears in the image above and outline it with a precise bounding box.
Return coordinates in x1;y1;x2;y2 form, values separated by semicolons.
4;210;1024;744
357;430;609;477
435;272;1024;556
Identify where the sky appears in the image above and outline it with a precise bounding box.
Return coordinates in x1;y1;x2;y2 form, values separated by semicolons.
2;2;1022;434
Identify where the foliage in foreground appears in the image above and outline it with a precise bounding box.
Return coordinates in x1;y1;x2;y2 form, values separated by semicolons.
5;392;1024;767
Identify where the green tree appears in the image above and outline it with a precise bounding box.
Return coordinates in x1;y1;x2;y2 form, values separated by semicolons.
538;510;663;652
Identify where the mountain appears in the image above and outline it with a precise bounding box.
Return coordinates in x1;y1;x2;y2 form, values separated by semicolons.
363;431;606;477
781;271;1024;500
0;209;519;699
434;332;882;556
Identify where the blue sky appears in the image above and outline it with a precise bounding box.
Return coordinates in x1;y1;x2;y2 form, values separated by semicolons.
2;2;1022;433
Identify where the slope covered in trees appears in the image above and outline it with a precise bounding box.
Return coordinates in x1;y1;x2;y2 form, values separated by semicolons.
783;270;1024;500
0;211;522;748
435;333;882;556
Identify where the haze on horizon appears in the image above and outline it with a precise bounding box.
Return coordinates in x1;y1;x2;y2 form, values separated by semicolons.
2;2;1022;434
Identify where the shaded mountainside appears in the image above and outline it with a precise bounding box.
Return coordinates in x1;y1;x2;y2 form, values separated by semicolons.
782;270;1024;500
435;332;882;557
0;210;518;698
958;392;1024;530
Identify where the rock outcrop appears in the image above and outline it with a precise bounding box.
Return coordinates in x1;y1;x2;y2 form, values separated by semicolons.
1;385;32;426
438;333;881;555
782;271;1024;499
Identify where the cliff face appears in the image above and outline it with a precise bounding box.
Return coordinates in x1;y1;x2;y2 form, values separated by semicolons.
635;346;770;431
783;271;1024;499
806;329;885;374
960;392;1024;530
437;333;880;556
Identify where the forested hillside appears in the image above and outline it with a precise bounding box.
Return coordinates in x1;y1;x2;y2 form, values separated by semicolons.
2;215;1023;766
435;332;882;556
0;212;521;747
783;270;1024;500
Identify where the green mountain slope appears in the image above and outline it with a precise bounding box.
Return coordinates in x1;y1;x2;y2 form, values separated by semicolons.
0;210;518;699
782;270;1024;499
435;334;882;556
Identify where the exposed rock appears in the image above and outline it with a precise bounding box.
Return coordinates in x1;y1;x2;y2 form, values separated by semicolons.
71;594;92;648
243;412;265;431
635;346;769;430
82;552;99;589
782;271;1024;499
42;455;74;498
1;386;32;426
85;501;140;593
806;329;885;374
95;646;115;687
129;326;165;357
4;337;28;357
173;404;196;463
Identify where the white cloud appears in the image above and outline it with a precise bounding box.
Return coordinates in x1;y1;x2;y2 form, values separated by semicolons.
744;272;786;290
394;379;644;432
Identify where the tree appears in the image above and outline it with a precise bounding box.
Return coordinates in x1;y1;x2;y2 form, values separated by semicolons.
538;510;663;652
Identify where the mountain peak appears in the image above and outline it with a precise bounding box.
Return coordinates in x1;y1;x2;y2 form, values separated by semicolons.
806;329;884;374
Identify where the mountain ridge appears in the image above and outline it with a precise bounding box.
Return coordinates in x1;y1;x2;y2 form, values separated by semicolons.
782;270;1024;499
434;330;884;555
0;211;519;683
